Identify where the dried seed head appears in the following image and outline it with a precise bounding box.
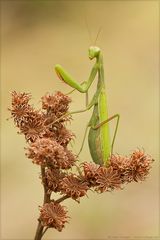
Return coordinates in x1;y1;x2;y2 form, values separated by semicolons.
44;168;66;194
39;202;68;231
26;138;76;169
60;174;89;201
95;166;122;193
9;91;47;142
110;154;130;171
83;162;100;186
61;148;77;169
10;91;31;108
56;127;75;147
110;150;154;184
9;91;33;126
9;91;74;145
109;154;131;183
19;111;45;142
26;138;67;166
41;92;71;117
126;149;154;182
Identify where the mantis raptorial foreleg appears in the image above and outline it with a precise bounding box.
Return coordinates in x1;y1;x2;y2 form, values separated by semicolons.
66;88;76;95
55;62;98;110
66;84;89;107
55;62;98;93
66;81;86;95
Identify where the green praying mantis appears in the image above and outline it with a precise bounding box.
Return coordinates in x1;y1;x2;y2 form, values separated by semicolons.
54;46;120;166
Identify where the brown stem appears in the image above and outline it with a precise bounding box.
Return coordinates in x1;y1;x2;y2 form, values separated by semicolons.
34;220;44;240
34;169;70;239
41;227;49;238
34;166;50;240
55;195;70;203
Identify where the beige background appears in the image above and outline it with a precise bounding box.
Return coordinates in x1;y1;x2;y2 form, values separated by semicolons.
1;1;159;239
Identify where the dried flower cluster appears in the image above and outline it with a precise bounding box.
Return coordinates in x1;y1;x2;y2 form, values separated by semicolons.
110;150;153;183
60;174;89;200
82;149;153;193
9;91;76;232
39;202;68;231
9;91;153;237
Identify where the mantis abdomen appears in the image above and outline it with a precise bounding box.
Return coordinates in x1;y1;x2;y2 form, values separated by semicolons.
88;88;111;165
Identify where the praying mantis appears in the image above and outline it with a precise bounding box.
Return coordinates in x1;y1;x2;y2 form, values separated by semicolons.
54;46;120;166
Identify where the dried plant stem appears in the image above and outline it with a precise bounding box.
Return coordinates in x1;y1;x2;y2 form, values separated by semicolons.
34;221;44;240
34;165;71;239
34;166;50;240
41;227;49;237
55;194;70;203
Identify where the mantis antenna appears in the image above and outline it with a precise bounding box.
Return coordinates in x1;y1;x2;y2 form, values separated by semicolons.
84;15;92;44
94;27;102;46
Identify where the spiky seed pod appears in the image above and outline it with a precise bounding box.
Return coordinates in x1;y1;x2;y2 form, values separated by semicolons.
26;138;76;169
56;126;75;147
44;168;66;194
126;149;154;182
26;138;67;166
95;166;122;193
61;148;77;169
39;202;68;231
19;111;46;142
109;154;131;183
41;91;71;118
60;174;89;201
83;162;100;186
9;91;33;126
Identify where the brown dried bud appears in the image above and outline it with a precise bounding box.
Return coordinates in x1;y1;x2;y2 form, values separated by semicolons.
9;91;32;126
61;148;77;169
109;154;131;183
56;126;75;147
126;149;154;182
10;91;31;109
44;168;66;194
26;138;76;169
26;138;67;166
110;154;130;171
39;202;68;231
95;166;122;193
83;162;100;186
41;92;71;117
19;111;45;142
109;150;154;183
60;174;89;201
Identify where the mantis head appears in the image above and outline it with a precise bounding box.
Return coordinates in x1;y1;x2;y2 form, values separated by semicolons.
88;46;101;60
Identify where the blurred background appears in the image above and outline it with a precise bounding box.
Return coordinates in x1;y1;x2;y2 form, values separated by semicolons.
1;1;159;239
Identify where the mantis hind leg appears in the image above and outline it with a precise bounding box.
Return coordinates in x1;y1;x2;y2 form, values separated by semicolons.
46;92;98;127
91;114;120;155
77;123;90;156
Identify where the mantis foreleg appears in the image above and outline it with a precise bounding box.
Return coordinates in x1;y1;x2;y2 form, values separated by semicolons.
55;62;99;93
66;81;86;95
66;85;89;107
